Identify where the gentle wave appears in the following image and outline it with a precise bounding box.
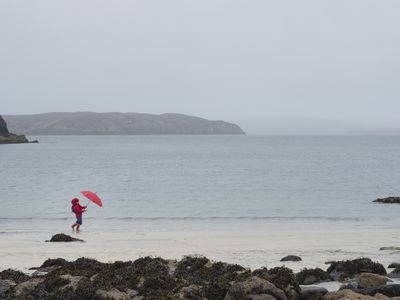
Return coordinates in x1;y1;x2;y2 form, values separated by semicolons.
0;216;392;222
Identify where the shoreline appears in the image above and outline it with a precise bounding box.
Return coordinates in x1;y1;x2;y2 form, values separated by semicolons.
1;224;400;273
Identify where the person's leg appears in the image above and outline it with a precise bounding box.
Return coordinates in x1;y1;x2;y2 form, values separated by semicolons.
76;217;82;232
71;223;77;231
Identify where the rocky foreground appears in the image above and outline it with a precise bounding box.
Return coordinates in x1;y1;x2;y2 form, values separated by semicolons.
1;256;400;300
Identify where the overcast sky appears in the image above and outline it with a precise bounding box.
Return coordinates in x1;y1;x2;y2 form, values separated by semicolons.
1;1;400;133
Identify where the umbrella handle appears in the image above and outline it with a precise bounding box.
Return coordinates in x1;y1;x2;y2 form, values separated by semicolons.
86;201;90;209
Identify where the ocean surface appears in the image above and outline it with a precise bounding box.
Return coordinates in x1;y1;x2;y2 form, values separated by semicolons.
1;135;400;231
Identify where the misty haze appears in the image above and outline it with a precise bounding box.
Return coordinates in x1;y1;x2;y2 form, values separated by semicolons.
2;2;400;300
1;1;400;134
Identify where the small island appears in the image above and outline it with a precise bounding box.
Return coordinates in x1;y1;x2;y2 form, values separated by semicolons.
373;197;400;204
0;115;37;144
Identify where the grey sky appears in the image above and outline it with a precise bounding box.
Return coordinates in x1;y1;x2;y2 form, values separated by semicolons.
1;1;400;133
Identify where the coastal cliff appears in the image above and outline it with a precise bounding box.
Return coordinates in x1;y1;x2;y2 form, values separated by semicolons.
4;112;245;135
0;116;9;136
0;115;35;144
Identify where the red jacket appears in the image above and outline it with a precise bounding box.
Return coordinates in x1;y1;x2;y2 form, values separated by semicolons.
72;204;86;217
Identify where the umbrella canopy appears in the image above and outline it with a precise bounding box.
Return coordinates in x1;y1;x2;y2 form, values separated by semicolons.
80;191;103;207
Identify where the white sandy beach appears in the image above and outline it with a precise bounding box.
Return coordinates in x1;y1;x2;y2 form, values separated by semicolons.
1;222;400;277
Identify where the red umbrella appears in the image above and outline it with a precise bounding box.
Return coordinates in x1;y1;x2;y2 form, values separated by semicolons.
81;191;103;207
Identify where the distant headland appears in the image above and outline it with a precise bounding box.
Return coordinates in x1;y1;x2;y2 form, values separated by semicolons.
0;115;38;144
4;112;245;135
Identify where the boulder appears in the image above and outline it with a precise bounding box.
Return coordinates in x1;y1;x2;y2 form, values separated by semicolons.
296;268;332;285
95;288;131;300
357;273;387;289
46;233;84;242
300;286;328;300
327;258;386;281
388;263;400;269
373;197;400;204
37;258;68;269
360;284;400;298
14;277;45;296
388;268;400;279
280;255;302;262
340;280;359;291
225;276;287;300
323;289;383;299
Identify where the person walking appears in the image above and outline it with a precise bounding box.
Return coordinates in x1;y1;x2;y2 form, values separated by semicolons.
71;198;87;233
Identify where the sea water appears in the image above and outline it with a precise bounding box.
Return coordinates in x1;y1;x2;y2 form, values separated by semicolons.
1;135;400;229
1;135;400;270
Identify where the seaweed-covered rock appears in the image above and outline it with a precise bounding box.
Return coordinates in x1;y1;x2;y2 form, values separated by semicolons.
68;277;96;300
39;258;68;268
373;197;400;204
253;267;269;278
138;274;176;298
327;258;386;281
280;255;302;262
176;284;203;300
388;263;400;269
267;267;300;300
0;280;15;296
0;269;30;284
41;275;71;293
132;256;170;277
175;256;211;285
357;273;387;289
225;276;287;300
29;258;69;276
296;268;332;285
253;266;300;300
53;257;106;278
91;261;137;291
46;233;84;242
174;256;250;299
